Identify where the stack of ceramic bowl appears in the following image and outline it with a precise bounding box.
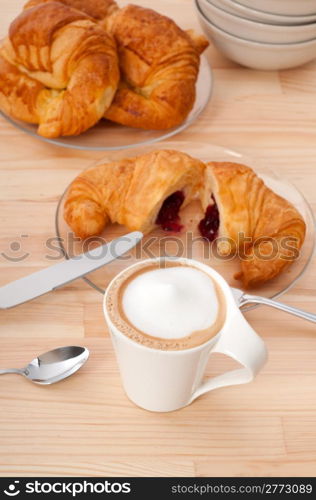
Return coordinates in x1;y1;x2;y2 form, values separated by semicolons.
195;0;316;70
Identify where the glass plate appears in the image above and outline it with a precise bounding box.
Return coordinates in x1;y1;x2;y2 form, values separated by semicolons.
55;141;315;310
0;56;212;151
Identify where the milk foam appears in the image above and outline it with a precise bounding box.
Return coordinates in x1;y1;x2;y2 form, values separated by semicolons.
122;267;219;339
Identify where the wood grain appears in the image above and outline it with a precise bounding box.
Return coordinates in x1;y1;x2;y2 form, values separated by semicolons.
0;0;315;477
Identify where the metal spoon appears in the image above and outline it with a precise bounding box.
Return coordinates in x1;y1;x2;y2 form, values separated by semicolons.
0;346;89;384
232;288;316;323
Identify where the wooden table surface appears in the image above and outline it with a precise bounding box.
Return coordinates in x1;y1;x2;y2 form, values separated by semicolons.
0;0;315;478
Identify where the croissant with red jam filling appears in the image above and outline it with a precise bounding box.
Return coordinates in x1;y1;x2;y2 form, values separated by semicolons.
64;153;306;289
203;162;306;288
64;150;205;239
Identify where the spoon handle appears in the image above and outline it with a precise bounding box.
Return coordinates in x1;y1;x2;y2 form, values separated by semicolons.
243;294;316;324
0;368;24;376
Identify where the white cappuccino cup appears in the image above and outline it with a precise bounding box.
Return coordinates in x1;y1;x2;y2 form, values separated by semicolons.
103;257;268;412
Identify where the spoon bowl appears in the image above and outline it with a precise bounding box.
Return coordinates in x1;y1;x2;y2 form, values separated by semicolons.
0;346;89;384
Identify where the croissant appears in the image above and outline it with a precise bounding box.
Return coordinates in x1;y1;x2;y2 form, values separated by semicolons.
104;4;209;129
0;2;119;138
200;162;306;288
64;150;205;239
21;1;209;130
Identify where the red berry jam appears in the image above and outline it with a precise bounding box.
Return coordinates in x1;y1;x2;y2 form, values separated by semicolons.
199;196;220;242
156;191;185;232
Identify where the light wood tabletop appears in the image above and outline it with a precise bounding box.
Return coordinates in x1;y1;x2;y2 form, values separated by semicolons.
0;0;315;478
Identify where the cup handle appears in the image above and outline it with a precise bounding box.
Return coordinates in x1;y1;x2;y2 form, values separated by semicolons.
190;312;268;403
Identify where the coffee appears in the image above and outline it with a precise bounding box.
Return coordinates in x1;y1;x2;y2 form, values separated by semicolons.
106;261;226;351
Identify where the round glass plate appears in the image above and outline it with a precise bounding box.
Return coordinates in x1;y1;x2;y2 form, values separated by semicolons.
56;141;315;310
0;56;212;151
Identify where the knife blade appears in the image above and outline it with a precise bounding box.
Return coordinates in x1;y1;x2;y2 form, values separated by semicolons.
0;231;143;309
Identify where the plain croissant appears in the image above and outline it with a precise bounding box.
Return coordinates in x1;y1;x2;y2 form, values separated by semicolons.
203;162;306;288
104;4;209;129
64;150;205;238
24;0;209;130
0;2;119;137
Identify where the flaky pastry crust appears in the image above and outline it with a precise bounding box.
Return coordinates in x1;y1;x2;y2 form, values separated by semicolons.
10;1;208;132
104;4;209;129
0;2;119;137
24;0;119;28
64;150;205;239
205;162;306;288
63;152;306;288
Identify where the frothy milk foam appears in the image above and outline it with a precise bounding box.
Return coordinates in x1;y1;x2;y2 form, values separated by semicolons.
106;261;226;351
122;267;219;339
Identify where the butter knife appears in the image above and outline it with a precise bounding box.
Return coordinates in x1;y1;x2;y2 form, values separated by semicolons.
0;232;143;309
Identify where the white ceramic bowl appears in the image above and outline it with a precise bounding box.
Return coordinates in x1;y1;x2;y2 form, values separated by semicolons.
199;0;316;44
207;0;316;25
235;0;316;17
196;1;316;70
